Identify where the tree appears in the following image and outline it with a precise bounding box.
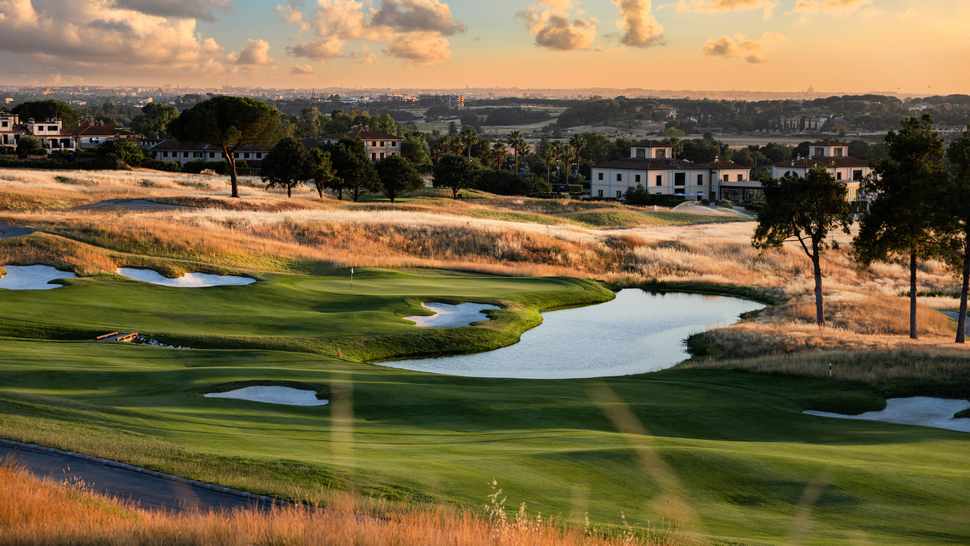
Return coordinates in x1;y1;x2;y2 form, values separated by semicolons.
307;147;337;198
329;137;380;202
401;134;431;167
131;103;179;138
95;141;145;168
15;135;44;157
168;96;279;198
260;137;312;198
753;167;854;326
12;100;79;130
854;114;952;339
492;142;507;171
460;126;478;160
433;153;474;199
376;155;424;203
946;125;970;342
507;131;527;174
569;133;587;182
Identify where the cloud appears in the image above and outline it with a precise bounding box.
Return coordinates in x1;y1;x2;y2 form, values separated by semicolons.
282;0;462;65
369;0;465;35
859;7;881;16
677;0;776;20
227;39;277;66
516;4;598;51
611;0;664;47
787;0;872;16
702;32;781;63
349;45;379;64
290;63;315;74
111;0;233;23
895;7;915;19
0;0;229;74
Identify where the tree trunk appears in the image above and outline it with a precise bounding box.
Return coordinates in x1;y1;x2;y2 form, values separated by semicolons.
287;185;292;197
225;149;239;198
959;238;969;343
910;250;918;340
812;253;825;327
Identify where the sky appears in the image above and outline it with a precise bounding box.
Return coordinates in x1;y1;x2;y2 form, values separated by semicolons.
0;0;967;94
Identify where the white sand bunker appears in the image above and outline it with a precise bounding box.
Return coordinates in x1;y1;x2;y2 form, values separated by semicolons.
204;386;328;406
0;265;77;290
406;302;500;328
117;268;255;288
805;397;970;433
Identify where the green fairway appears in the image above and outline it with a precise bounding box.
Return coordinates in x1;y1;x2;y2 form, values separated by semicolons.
0;269;968;544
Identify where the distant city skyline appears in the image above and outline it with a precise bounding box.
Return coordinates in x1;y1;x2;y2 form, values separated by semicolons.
0;0;967;95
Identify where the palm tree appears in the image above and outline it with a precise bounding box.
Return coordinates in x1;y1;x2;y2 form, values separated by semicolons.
553;140;570;186
492;142;507;170
569;133;587;182
460;126;478;160
507;131;526;173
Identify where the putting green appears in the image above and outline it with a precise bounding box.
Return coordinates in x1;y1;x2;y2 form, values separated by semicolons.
0;270;968;544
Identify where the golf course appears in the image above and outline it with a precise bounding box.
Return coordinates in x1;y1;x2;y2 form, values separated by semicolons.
0;170;969;545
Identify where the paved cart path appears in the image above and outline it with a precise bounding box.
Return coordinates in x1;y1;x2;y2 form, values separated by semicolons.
0;222;34;239
0;440;278;513
67;198;192;212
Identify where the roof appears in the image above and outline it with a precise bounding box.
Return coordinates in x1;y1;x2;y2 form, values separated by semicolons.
810;139;847;146
320;128;402;141
632;140;670;148
593;158;750;171
771;156;870;169
74;125;134;137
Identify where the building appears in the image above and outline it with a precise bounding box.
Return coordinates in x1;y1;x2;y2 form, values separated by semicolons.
590;142;754;201
769;140;871;200
146;139;270;166
72;118;136;149
319;126;402;161
0;114;78;154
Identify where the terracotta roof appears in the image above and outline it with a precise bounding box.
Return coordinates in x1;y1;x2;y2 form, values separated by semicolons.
632;140;670;148
74;125;134;137
771;156;870;169
320;128;401;141
593;158;750;171
810;139;847;146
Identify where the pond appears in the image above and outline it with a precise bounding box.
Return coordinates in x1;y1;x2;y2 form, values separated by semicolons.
377;289;764;379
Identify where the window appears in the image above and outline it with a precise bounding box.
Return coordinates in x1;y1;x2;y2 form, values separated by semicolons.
372;141;377;146
391;141;397;147
616;173;622;182
697;174;703;185
655;174;662;187
184;152;190;158
0;122;7;128
635;174;641;183
834;148;844;157
244;153;250;159
49;126;57;132
616;191;622;198
737;174;743;182
853;169;863;181
837;172;842;180
234;153;239;158
162;151;168;157
674;173;686;186
656;149;666;159
209;152;215;158
380;153;385;159
194;152;202;158
636;148;645;158
723;174;729;182
256;153;263;159
380;141;384;146
814;147;824;156
597;172;604;180
372;153;377;160
597;190;603;197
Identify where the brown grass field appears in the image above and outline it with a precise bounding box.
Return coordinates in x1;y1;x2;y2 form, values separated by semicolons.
1;167;965;355
0;462;688;546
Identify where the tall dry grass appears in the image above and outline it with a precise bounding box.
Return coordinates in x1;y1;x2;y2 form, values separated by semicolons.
0;463;687;546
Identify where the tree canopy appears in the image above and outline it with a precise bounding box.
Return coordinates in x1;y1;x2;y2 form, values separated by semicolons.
12;100;79;130
168;96;279;198
131;103;179;138
328;138;380;202
945;126;970;342
260;137;313;198
375;155;424;203
753;167;853;326
433;153;475;199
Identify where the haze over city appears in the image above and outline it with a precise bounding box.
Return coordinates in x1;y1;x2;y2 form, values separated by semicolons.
0;0;967;94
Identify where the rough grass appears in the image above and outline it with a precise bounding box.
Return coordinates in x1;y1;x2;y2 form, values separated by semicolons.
0;463;682;546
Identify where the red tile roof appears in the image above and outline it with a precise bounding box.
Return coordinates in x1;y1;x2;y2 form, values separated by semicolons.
772;156;869;168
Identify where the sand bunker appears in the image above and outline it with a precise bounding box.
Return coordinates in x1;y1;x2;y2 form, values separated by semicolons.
117;268;255;288
0;265;77;290
405;302;500;328
805;397;970;433
204;386;328;406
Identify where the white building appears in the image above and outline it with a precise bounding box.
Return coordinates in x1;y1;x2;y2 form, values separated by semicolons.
320;126;402;161
147;139;269;166
590;142;754;201
770;140;871;200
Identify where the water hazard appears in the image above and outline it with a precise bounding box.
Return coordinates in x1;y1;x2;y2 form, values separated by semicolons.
378;289;764;379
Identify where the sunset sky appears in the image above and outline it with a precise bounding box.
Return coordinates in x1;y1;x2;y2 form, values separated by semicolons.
0;0;967;94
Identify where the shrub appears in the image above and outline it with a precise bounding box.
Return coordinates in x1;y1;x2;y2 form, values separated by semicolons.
744;201;765;212
716;199;734;208
701;198;710;206
182;160;227;175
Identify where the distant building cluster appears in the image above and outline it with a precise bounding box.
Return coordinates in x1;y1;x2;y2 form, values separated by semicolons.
0;114;136;155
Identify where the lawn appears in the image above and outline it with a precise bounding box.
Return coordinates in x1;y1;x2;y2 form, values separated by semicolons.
0;270;968;544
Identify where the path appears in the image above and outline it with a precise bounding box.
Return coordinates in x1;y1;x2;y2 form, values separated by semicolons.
67;199;192;212
942;311;970;336
0;222;34;239
0;440;279;513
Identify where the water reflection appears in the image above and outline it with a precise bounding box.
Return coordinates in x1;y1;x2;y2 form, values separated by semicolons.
377;289;764;379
